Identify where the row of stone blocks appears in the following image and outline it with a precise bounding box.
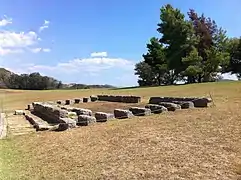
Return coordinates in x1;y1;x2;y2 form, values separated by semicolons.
149;96;212;107
97;95;141;103
54;95;141;106
56;97;96;105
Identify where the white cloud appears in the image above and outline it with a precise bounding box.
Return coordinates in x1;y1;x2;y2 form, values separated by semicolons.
2;53;138;86
30;48;51;53
30;47;41;53
0;15;50;56
0;47;23;56
39;20;50;32
0;15;12;26
29;56;134;74
90;52;108;57
0;31;39;48
42;48;50;52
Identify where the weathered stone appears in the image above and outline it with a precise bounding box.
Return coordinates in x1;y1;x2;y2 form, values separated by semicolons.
207;97;212;103
129;107;151;116
53;123;69;131
25;113;51;131
67;112;77;118
27;104;33;110
149;96;212;107
172;101;194;109
14;110;25;115
56;100;63;104
97;95;141;103
77;115;96;126
32;102;69;124
74;98;81;104
65;99;72;105
149;97;197;104
122;96;141;103
59;118;77;128
83;97;89;103
64;106;75;111
90;95;98;102
95;112;115;122
72;108;92;116
158;102;181;111
114;109;134;119
145;104;168;114
192;98;209;107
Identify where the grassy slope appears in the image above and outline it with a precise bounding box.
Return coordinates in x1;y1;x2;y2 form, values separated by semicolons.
0;82;241;179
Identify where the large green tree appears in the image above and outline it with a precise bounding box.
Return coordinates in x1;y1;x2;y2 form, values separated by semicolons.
135;3;239;86
187;9;230;82
228;37;241;78
142;37;168;85
157;4;196;81
134;61;157;86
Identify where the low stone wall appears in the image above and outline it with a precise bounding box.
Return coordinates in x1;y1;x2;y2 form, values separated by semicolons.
97;95;141;103
149;97;212;107
32;102;70;124
25;113;51;131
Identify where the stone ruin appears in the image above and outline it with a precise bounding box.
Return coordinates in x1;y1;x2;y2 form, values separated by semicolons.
13;95;212;132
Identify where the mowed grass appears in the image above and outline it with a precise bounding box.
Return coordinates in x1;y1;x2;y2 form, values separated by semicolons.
0;82;241;179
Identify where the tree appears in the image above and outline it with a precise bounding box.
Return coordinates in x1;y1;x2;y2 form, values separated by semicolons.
187;9;230;82
8;72;62;90
228;37;241;78
157;4;196;81
134;61;157;86
181;47;203;83
142;37;168;85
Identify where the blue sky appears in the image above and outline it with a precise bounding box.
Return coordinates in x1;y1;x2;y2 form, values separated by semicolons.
0;0;240;86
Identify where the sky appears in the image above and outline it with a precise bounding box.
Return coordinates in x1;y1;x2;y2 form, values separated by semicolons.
0;0;240;87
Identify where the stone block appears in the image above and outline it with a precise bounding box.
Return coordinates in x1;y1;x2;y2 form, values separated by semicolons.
14;110;25;115
83;97;89;103
56;100;63;104
145;104;168;114
65;99;72;105
114;109;134;119
72;108;92;116
95;112;115;122
77;115;96;126
74;98;81;104
129;107;151;116
59;118;77;128
173;101;194;109
158;102;181;111
192;98;209;107
90;95;98;102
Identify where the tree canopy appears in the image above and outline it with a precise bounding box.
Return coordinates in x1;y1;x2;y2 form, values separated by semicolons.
135;4;241;86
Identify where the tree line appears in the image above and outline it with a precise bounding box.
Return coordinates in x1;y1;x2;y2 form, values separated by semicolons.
135;4;241;86
7;72;62;90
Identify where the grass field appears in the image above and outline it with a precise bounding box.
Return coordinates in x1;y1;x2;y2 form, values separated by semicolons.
0;82;241;179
